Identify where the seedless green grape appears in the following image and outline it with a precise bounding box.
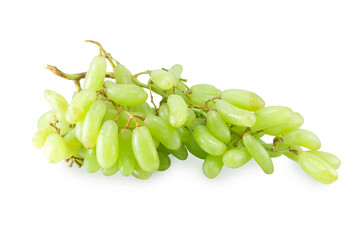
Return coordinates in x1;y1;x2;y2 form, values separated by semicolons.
44;133;68;164
264;112;304;136
221;89;265;111
203;155;224;179
114;64;133;84
102;161;119;176
118;128;136;177
44;90;69;124
168;64;183;83
216;100;256;127
206;110;231;144
65;89;97;124
96;120;119;169
37;111;55;129
82;100;106;149
106;84;148;106
251;106;293;132
167;94;188;128
309;151;341;169
222;148;252;168
63;129;82;158
190;84;219;96
84;149;101;173
32;127;55;149
132;162;152;180
281;129;321;151
158;152;171;171
193;125;227;156
185;134;208;159
150;69;176;90
83;55;107;90
168;144;188;160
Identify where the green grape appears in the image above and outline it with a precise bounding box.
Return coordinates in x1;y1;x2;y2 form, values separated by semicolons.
189;93;214;106
150;69;176;90
216;100;256;127
177;126;191;142
106;84;148;106
104;80;115;87
203;155;224;179
173;90;191;104
281;129;321;151
43;133;68;164
185;133;207;159
132;162;152;180
96;120;119;169
158;152;171;171
152;137;160;149
158;104;169;122
84;149;101;173
83;55;107;90
207;110;231;144
221;89;265;112
177;81;187;91
264;112;304;136
102;162;119;176
251;106;293;132
144;114;181;150
118;128;136;177
75;121;83;143
82;100;106;149
168;64;183;83
242;133;274;174
309;151;341;169
190;84;219;96
167;94;188;128
103;101;118;121
298;151;338;184
63;129;82;158
184;108;196;127
168;144;188;160
189;118;206;130
32;127;55;149
114;64;133;84
65;89;97;124
283;145;303;161
37;111;55;129
157;143;170;155
133;102;155;116
132;126;160;173
77;146;87;158
193;125;227;156
44;90;69;124
222;148;252;168
117;112;145;129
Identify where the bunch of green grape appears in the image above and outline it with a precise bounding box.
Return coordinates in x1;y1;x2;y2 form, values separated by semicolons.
32;41;341;184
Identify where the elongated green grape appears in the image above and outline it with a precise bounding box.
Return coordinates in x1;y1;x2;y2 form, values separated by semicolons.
75;121;83;143
44;90;69;124
132;162;152;180
65;89;97;124
82;100;106;149
168;144;188;160
190;84;218;96
251;106;293;132
298;152;338;184
132;126;160;172
257;140;283;158
158;104;169;122
106;84;148;106
150;69;176;90
84;149;101;173
144;114;181;150
167;94;188;128
203;155;224;179
102;161;119;176
185;134;207;159
221;89;265;112
177;126;191;142
309;151;341;169
207;110;231;144
222;148;252;168
242;133;274;174
117;111;144;129
174;90;191;104
168;64;183;83
37;111;55;129
63;129;82;158
96;120;119;168
158;152;171;171
32;127;55;149
103;101;118;121
157;143;170;154
264;112;304;136
193;125;226;156
133;102;154;116
114;64;133;84
77;146;87;158
152;137;160;149
83;55;107;90
44;133;68;163
216;100;256;127
104;80;115;87
118;128;136;177
283;145;303;161
189;93;214;106
189;118;206;130
281;129;321;151
184;108;196;127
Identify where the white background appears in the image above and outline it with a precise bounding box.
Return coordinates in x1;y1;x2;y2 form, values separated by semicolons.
1;1;358;239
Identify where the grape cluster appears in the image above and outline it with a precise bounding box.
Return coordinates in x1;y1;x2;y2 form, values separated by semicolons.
33;41;341;184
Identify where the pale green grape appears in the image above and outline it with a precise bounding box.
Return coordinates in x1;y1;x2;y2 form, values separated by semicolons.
309;151;341;169
242;133;274;174
44;90;69;124
222;148;252;168
118;128;136;177
37;111;55;129
133;102;155;116
174;91;191;104
75;121;83;143
65;89;97;124
84;149;101;173
168;144;188;160
103;101;118;121
150;69;176;90
32;127;55;149
177;126;191;142
281;129;321;151
83;55;107;90
216;100;256;127
152;137;160;149
158;152;171;171
251;106;293;132
167;94;188;128
193;125;227;156
189;93;214;106
221;89;265;111
132;162;152;180
96;120;119;168
203;155;224;179
102;161;119;176
158;104;169;122
168;64;183;83
190;84;219;96
114;64;133;84
63;128;82;158
132;126;160;173
44;133;68;163
264;112;304;136
207;110;231;144
106;84;148;106
82;100;107;149
77;146;87;158
104;80;115;87
184;108;196;127
298;151;338;184
185;133;207;159
144;114;181;150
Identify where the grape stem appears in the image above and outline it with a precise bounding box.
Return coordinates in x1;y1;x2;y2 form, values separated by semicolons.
148;81;158;113
205;96;221;106
85;40;117;70
188;105;215;112
65;156;84;168
49;119;61;134
271;137;284;152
